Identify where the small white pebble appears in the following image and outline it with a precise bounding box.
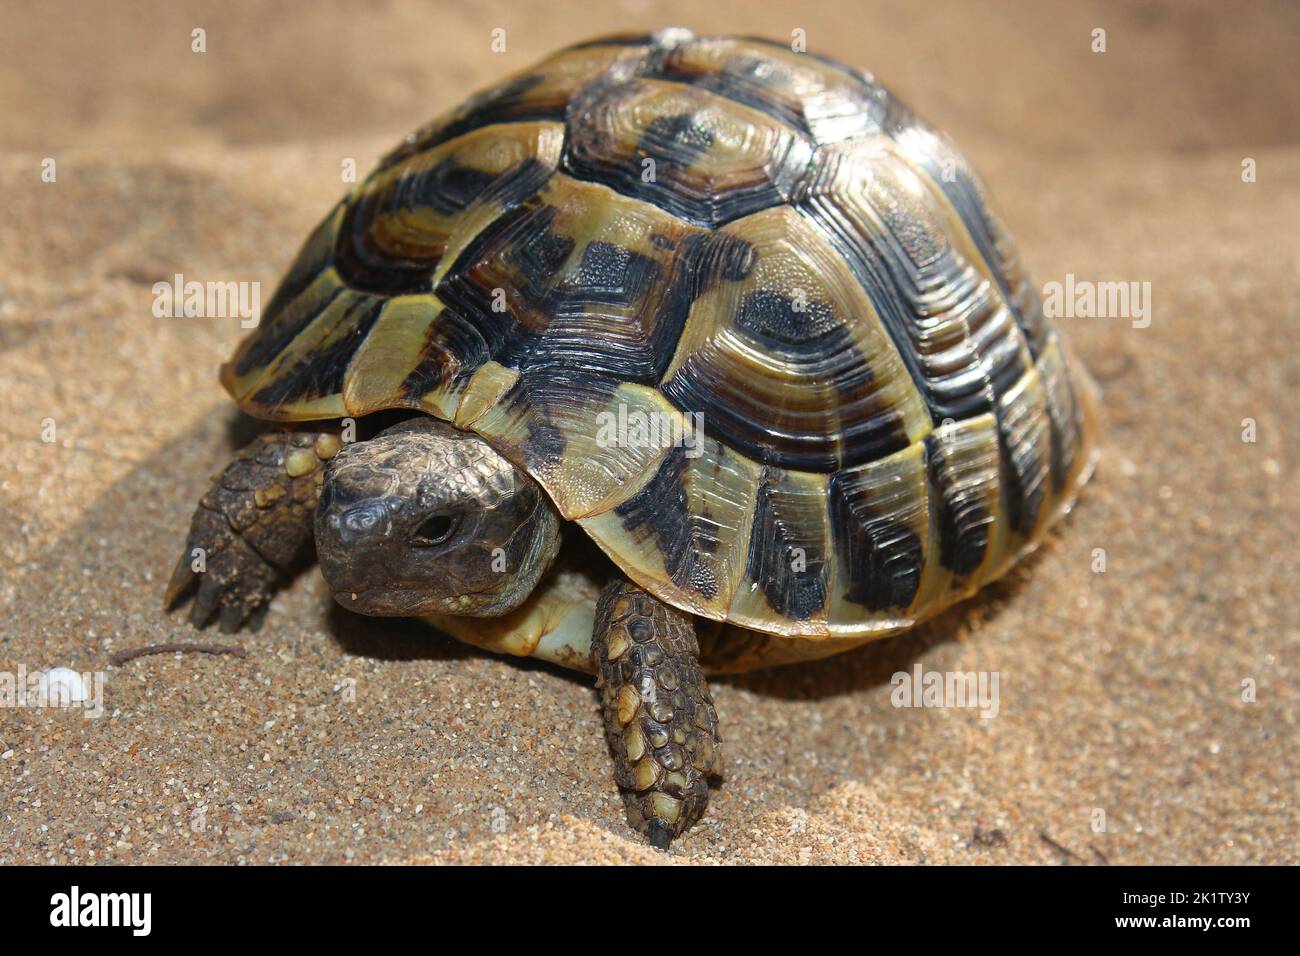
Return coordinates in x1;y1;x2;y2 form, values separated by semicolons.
40;667;88;705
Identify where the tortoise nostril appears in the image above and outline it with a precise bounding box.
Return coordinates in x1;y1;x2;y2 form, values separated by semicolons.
336;501;390;543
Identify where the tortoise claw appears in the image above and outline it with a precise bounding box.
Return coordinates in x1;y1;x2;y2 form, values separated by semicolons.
174;536;278;633
163;553;197;609
646;819;674;851
165;431;333;635
167;502;282;633
219;601;249;634
188;572;223;628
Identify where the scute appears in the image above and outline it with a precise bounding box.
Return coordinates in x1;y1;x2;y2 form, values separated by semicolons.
827;441;928;624
379;42;651;172
801;137;1032;423
741;467;834;629
338;122;564;295
222;29;1099;643
580;435;762;621
660;204;931;472
648;36;888;144
565;77;814;226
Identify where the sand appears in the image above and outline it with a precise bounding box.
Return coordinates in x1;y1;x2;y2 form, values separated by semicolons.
1;0;1296;864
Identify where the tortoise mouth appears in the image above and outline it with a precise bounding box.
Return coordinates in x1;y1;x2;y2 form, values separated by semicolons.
332;585;443;617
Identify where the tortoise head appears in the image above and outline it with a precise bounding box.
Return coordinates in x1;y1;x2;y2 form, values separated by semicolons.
314;417;560;618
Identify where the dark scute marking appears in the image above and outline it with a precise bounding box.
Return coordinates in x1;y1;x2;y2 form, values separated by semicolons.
251;297;386;407
735;289;838;348
377;74;549;171
563;34;654;50
428;107;560;159
337;158;552;298
563;79;810;228
661;369;911;472
986;331;1029;396
571;241;659;308
743;470;827;620
503;368;624;472
660;336;913;472
998;419;1046;536
612;448;721;601
235;285;345;380
828;467;924;612
510;226;575;300
398;306;494;398
522;323;663;381
1040;390;1071;494
260;204;340;321
441;198;573;309
653;231;754;382
414;158;499;216
1047;409;1069;494
234;208;342;376
651;53;808;134
333;196;436;296
689;230;756;284
521;241;667;383
639;112;716;166
471;157;556;210
800;202;1007;425
435;201;571;370
662;261;915;471
899;151;1048;359
521;414;568;470
525;229;756;386
923;433;991;576
1042;352;1082;494
647;44;886;145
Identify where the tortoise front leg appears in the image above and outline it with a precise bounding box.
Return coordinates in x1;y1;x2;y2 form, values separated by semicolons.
165;429;341;631
592;579;723;849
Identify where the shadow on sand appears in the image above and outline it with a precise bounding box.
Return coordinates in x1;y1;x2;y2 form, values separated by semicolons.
172;408;1032;698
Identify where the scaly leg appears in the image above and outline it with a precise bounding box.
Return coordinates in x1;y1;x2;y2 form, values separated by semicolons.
592;579;722;849
165;430;341;631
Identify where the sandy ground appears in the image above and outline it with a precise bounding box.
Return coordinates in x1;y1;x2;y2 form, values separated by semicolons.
1;0;1296;864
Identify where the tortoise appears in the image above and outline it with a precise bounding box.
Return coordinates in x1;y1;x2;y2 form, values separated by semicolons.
165;28;1099;848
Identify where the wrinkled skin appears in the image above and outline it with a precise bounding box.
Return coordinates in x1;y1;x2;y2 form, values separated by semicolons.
170;416;721;848
315;418;561;618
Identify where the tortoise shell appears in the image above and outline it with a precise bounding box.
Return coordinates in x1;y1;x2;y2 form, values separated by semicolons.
222;29;1099;641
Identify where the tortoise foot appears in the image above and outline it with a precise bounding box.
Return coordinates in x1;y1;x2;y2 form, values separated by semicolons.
592;579;723;850
165;430;340;631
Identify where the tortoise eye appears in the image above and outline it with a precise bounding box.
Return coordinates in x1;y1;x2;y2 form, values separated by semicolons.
410;513;458;548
